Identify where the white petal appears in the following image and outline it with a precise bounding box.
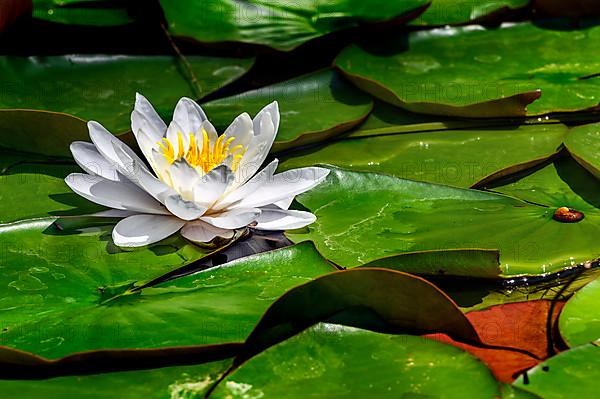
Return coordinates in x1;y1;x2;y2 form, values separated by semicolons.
112;214;185;248
186;119;217;160
180;221;234;244
222;112;253;148
214;159;278;211
168;160;200;199
164;97;207;157
273;197;294;210
70;141;122;182
65;173;168;215
88;121;149;176
89;209;138;218
254;101;280;137
152;148;173;184
173;97;207;135
166;119;189;158
132;126;161;172
201;208;260;229
132;93;167;142
192;165;234;208
201;119;218;145
164;195;207;221
111;142;175;203
235;167;329;209
255;208;316;231
234;102;279;187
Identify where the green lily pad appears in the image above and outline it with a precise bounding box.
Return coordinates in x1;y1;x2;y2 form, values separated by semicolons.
501;384;542;399
564;122;600;179
513;343;600;399
346;101;530;138
202;69;373;152
488;156;600;214
559;277;600;347
286;168;600;276
412;0;528;26
211;325;500;398
0;55;253;135
0;360;230;399
238;268;479;364
33;0;134;26
410;0;529;26
335;22;600;117
0;241;333;358
0;111;89;157
281;123;566;188
159;0;430;51
0;158;103;224
358;249;502;278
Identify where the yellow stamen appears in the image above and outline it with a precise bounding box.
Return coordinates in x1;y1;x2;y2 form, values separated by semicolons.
156;130;247;173
177;132;185;158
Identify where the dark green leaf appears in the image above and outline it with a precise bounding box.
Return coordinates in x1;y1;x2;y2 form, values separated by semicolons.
160;0;430;51
286;168;600;276
412;0;528;26
0;241;333;358
281;123;566;188
513;343;600;399
33;0;134;26
0;55;253;137
0;360;230;398
202;69;373;152
237;268;479;364
489;156;600;213
564;122;600;179
559;277;600;347
0;157;102;223
335;22;600;117
211;325;500;398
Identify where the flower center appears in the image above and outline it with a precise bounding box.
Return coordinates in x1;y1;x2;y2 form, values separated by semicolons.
157;129;246;172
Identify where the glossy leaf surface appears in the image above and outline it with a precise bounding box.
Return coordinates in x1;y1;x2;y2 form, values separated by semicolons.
281;123;566;188
202;69;373;151
160;0;430;51
335;23;600;117
286;168;600;276
0;55;253;134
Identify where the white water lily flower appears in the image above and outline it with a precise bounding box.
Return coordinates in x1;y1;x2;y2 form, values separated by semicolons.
65;94;329;248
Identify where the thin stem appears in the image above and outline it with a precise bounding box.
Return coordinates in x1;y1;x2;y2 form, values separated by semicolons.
160;22;203;100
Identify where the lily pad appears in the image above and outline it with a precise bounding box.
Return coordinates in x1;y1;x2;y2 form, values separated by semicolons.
412;0;528;26
238;268;479;363
563;122;600;179
0;241;333;358
488;156;600;214
559;277;600;347
513;343;600;399
280;123;566;188
0;158;103;223
335;22;600;117
0;55;253;134
0;360;230;399
501;384;542;399
33;0;134;26
286;168;600;276
211;325;501;398
358;249;502;278
159;0;430;51
202;69;373;152
346;101;530;138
